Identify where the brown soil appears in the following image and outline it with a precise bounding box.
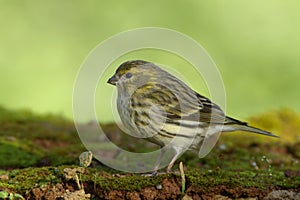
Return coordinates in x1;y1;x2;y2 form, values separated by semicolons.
20;177;300;200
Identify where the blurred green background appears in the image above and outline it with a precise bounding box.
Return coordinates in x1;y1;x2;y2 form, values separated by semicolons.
1;0;300;123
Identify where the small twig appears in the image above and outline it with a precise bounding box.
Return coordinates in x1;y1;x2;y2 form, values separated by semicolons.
179;162;186;195
74;173;82;190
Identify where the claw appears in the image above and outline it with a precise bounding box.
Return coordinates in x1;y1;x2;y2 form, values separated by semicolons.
151;171;158;176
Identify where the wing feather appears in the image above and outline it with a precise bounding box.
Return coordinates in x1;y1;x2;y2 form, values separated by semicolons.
131;82;228;128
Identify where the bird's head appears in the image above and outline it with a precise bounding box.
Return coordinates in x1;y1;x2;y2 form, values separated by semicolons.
107;60;161;93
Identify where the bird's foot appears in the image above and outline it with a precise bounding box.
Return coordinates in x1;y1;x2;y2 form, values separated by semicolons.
166;169;180;175
141;171;167;177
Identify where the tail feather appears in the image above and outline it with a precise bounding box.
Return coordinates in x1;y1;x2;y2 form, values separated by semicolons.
232;124;279;138
224;116;279;138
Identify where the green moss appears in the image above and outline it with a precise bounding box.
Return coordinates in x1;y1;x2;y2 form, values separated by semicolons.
186;169;300;189
0;137;44;168
0;182;11;189
0;143;39;168
0;136;84;168
0;106;84;168
0;106;299;195
0;166;170;193
0;167;59;192
1;166;299;195
0;106;76;141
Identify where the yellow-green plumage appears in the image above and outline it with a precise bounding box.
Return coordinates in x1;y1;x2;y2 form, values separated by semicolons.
107;60;278;173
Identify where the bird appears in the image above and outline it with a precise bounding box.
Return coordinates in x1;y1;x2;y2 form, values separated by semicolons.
107;60;278;173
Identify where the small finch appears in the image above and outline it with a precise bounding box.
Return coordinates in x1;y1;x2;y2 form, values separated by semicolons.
107;60;278;173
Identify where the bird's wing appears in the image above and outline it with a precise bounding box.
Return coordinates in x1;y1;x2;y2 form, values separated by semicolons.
131;83;231;125
196;93;227;124
130;83;201;138
131;83;225;155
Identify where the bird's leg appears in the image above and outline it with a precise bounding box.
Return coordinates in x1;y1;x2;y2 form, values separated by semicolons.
166;148;182;173
153;147;167;175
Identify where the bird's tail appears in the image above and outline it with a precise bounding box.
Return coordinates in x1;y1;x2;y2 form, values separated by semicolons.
231;124;279;138
224;116;279;138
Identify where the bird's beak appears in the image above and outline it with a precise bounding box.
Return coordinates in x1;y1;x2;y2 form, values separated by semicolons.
107;75;118;86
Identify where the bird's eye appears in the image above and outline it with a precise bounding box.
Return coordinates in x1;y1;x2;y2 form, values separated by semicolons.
125;72;133;79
